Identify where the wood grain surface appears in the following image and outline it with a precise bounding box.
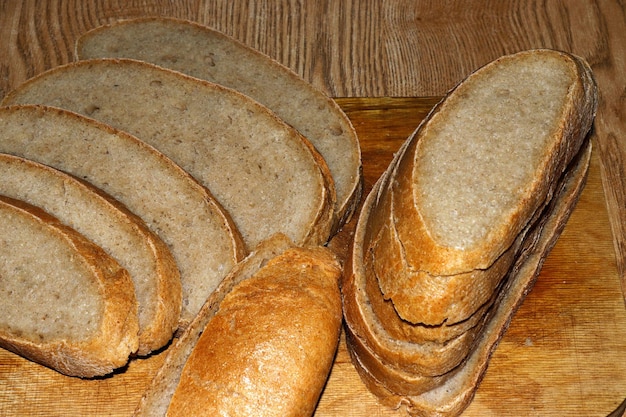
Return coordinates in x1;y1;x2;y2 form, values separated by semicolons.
1;2;625;416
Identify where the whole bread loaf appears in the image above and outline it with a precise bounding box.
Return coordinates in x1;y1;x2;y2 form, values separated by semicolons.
0;196;139;377
0;105;245;328
1;58;336;251
0;153;180;355
133;234;343;417
343;49;597;416
76;16;362;235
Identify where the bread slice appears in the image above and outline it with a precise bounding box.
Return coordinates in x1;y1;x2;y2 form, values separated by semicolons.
0;195;139;377
75;16;362;234
2;58;336;251
373;49;598;326
0;153;179;355
0;105;245;329
133;234;343;417
347;140;592;416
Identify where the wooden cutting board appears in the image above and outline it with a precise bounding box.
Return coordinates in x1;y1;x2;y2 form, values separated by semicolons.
1;97;625;417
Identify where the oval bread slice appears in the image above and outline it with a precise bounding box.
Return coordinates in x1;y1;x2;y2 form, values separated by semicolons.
0;196;139;377
2;58;336;251
0;105;245;328
0;153;180;355
391;49;597;276
76;16;362;234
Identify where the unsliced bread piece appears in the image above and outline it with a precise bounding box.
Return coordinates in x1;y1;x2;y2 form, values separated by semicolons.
1;58;336;251
0;195;139;377
134;234;343;417
0;153;180;355
0;105;245;328
76;16;362;234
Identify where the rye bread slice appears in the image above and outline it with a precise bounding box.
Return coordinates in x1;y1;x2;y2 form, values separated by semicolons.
75;16;362;234
0;153;180;355
133;234;343;417
0;105;245;329
346;140;592;416
1;58;336;251
0;196;139;377
374;49;598;325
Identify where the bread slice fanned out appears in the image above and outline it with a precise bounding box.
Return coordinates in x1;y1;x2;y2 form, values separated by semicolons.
0;105;245;329
343;49;597;416
133;234;343;417
1;58;336;251
0;153;180;355
76;16;362;235
0;196;139;377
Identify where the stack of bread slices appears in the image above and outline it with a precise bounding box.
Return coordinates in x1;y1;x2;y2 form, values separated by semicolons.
0;16;360;401
343;49;598;416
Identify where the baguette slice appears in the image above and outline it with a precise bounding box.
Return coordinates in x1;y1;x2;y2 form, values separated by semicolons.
0;195;139;377
76;16;362;234
374;49;598;325
2;58;336;251
134;234;343;417
0;153;180;355
0;105;245;328
347;140;592;416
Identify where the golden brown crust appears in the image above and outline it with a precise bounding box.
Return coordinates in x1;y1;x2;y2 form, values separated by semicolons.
166;245;342;417
0;196;139;377
134;234;342;417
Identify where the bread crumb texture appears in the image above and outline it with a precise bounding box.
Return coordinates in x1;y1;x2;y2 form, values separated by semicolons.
415;53;575;249
0;206;101;341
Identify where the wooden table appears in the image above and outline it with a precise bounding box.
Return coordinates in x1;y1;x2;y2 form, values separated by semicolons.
1;2;626;416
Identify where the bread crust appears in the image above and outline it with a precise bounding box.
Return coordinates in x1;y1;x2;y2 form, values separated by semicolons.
0;196;139;377
134;234;343;417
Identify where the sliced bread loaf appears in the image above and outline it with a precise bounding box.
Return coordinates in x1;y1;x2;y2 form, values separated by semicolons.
134;234;343;417
0;153;180;355
343;49;597;416
1;58;336;251
76;16;362;234
0;105;245;328
0;195;139;377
